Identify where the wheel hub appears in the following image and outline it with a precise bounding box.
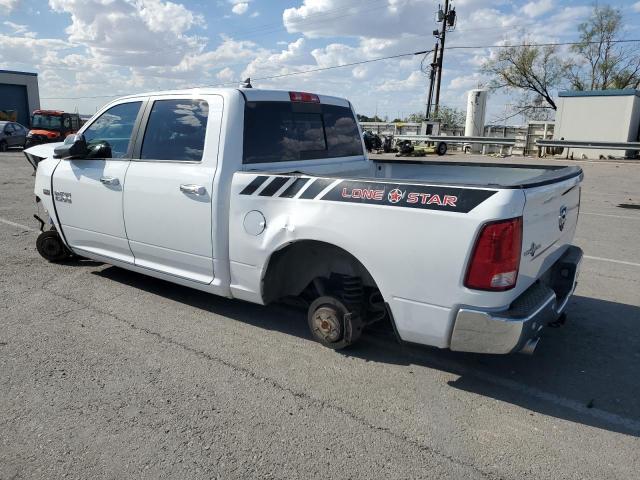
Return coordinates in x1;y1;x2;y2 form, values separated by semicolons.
42;237;62;257
311;306;342;343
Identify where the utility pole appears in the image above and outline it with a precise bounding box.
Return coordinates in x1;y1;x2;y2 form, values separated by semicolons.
425;41;438;120
426;1;456;119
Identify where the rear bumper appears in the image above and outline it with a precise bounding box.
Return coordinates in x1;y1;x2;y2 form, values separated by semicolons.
450;245;583;354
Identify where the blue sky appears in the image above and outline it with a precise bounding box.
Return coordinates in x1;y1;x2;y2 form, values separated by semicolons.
2;0;640;123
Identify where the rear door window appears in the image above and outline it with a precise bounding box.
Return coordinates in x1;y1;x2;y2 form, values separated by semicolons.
140;99;209;161
243;101;362;164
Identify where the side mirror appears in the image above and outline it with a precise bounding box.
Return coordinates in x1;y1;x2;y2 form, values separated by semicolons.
54;134;88;159
86;141;112;159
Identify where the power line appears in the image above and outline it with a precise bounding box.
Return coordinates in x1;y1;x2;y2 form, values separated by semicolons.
446;38;640;50
234;50;430;83
41;38;640;100
41;50;430;100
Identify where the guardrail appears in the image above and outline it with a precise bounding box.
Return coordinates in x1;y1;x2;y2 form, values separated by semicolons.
394;135;516;146
429;135;516;146
393;135;516;155
535;139;640;151
535;139;640;159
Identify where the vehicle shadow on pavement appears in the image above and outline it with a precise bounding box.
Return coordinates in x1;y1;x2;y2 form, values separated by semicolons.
93;266;640;438
353;295;640;438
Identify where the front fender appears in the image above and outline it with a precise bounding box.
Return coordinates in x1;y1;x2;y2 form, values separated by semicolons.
34;157;67;244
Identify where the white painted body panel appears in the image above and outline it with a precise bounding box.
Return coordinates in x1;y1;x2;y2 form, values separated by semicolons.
228;173;527;347
53;159;133;262
123;94;224;284
31;87;582;351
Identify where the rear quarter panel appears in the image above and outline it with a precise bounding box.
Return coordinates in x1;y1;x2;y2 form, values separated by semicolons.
228;173;526;347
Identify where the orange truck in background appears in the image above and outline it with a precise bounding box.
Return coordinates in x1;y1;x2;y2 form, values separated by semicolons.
25;110;82;148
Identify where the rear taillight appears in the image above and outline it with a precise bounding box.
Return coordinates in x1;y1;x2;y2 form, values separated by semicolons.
289;91;320;103
464;217;523;291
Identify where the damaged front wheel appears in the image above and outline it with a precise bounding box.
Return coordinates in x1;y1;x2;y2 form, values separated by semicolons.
36;229;72;262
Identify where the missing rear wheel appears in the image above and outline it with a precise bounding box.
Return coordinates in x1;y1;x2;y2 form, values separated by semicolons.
307;296;363;350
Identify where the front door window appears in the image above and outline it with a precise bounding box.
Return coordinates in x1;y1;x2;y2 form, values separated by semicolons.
83;102;142;158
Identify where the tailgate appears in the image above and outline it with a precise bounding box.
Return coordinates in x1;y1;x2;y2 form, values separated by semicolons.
519;174;582;287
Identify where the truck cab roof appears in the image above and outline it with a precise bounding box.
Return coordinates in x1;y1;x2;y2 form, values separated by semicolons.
115;87;351;107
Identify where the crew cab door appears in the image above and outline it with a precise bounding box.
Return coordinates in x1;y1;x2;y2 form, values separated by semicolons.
123;96;221;284
52;100;145;262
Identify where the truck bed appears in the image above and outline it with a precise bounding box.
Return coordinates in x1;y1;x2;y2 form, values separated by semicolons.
367;160;583;189
253;159;583;190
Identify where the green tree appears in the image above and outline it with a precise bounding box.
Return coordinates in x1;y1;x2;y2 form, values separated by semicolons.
569;5;640;90
357;114;384;122
431;106;466;128
406;112;424;123
481;42;569;112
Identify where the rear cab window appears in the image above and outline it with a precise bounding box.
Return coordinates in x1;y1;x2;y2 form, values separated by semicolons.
243;99;363;164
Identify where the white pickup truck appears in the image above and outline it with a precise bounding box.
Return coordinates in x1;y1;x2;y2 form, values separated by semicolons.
25;88;583;354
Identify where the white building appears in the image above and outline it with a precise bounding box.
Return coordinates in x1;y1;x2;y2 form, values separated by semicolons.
554;89;640;159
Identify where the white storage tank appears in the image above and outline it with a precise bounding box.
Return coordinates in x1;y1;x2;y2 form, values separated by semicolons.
465;89;487;153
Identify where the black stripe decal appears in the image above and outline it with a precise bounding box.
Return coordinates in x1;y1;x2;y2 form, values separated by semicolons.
279;177;310;198
320;181;496;213
240;175;268;195
298;178;335;199
259;176;289;196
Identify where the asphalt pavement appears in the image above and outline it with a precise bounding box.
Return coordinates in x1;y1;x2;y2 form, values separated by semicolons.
1;149;639;479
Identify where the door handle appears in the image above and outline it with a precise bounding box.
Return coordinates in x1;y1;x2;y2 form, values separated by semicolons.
100;176;120;186
180;184;206;196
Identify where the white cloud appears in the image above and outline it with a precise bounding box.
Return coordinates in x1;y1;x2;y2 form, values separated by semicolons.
523;0;553;18
230;1;249;15
138;0;205;34
283;0;428;39
172;36;262;76
0;33;71;67
633;2;640;13
216;66;235;82
0;0;19;14
351;65;368;79
0;0;626;123
3;20;29;35
47;0;205;68
242;38;311;78
448;73;485;91
375;71;423;92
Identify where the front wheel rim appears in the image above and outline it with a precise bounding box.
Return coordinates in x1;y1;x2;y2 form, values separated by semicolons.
310;305;342;343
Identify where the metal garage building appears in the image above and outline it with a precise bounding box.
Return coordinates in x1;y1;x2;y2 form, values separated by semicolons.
0;70;40;127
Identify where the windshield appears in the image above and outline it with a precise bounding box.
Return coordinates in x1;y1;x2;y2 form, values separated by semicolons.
31;114;63;131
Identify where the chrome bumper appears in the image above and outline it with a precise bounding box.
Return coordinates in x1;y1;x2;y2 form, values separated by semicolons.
450;246;583;354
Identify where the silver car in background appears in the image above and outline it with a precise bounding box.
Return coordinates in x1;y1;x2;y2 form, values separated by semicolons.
0;121;28;151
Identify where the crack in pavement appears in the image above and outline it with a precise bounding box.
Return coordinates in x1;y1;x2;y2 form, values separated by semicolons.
38;285;504;480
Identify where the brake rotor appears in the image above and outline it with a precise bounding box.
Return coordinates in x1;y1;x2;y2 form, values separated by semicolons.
310;305;342;343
